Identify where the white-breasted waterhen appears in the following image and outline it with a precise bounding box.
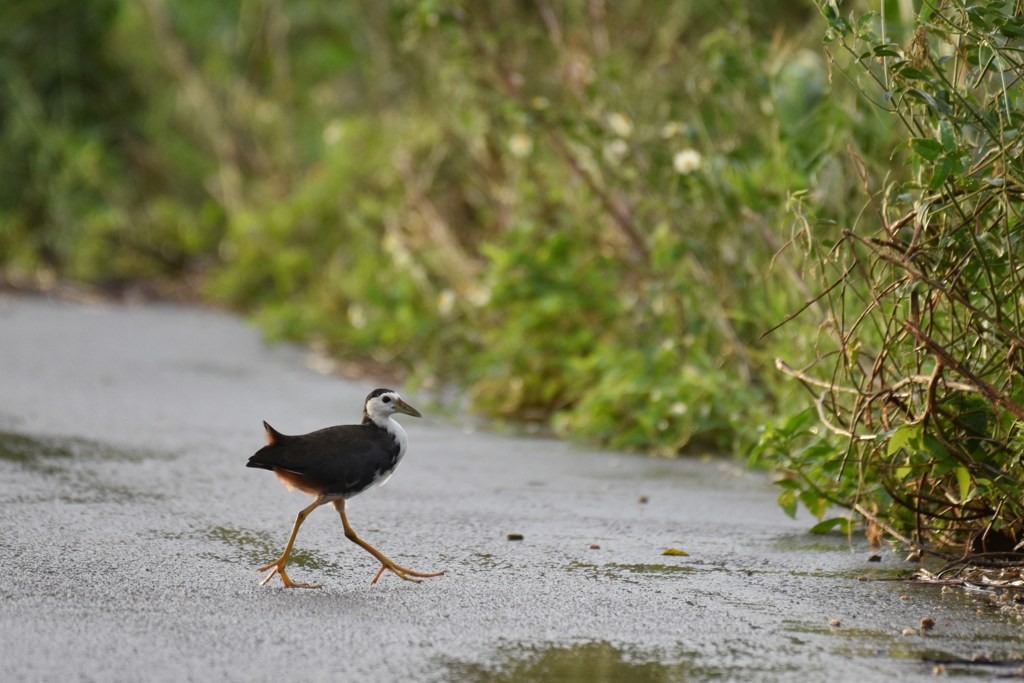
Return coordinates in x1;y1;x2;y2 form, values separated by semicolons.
246;388;443;588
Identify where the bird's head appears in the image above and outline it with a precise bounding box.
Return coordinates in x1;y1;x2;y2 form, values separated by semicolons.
363;388;422;426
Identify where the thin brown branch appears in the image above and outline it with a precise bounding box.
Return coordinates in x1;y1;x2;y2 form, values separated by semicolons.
761;262;855;340
903;321;1024;421
845;230;1024;347
775;359;979;396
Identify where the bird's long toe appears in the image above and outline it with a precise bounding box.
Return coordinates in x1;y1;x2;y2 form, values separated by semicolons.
370;561;444;586
258;560;322;589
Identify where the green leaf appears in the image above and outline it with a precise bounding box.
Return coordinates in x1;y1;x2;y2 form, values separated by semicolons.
778;488;798;519
905;87;941;111
662;548;690;556
801;440;838;462
966;6;995;31
873;45;902;58
809;517;852;535
887;424;921;456
956;467;972;503
800;489;829;519
1000;21;1024;39
954;395;993;438
779;406;818;437
922;434;951;463
939;120;956;151
896;66;931;81
928;155;954;190
910;138;943;161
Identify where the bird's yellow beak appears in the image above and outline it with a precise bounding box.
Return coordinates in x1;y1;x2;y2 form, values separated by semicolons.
395;398;422;418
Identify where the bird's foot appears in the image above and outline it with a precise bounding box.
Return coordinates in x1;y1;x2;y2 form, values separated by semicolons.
257;559;322;589
370;559;444;586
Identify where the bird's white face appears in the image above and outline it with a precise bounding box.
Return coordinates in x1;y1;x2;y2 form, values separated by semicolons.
364;391;422;424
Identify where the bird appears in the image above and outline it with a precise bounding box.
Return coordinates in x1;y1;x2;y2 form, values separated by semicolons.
246;388;444;588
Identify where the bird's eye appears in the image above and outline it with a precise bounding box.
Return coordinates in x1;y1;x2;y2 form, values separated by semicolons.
382;396;391;403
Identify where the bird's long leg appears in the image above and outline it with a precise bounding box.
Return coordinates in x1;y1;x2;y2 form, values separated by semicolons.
258;497;325;588
332;500;444;586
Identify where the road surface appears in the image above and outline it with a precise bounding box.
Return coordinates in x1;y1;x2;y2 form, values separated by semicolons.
1;294;1020;681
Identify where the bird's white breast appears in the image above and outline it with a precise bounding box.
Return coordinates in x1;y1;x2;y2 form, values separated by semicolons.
386;416;409;460
373;416;408;488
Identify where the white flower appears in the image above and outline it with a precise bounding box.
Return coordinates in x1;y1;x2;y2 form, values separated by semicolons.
383;232;411;269
607;112;633;138
603;138;629;164
466;285;491;307
660;121;682;138
673;149;702;174
347;304;367;329
508;133;533;158
437;289;456;315
322;119;344;146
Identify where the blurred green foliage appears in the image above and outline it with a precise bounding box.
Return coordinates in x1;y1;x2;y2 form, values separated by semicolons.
0;0;224;282
1;1;882;459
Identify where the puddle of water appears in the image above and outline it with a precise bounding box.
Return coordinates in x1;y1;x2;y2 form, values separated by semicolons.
917;652;1024;678
0;430;173;502
0;430;170;466
203;525;337;571
566;561;693;579
442;641;718;682
562;561;696;588
0;431;75;465
785;600;1024;667
770;532;858;553
606;563;695;575
471;552;514;571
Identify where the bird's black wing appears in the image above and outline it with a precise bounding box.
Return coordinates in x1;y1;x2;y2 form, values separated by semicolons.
247;424;399;496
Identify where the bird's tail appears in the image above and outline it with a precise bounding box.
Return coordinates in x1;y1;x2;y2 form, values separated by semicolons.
263;420;286;445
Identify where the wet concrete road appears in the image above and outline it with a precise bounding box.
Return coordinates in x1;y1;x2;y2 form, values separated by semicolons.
1;294;1021;682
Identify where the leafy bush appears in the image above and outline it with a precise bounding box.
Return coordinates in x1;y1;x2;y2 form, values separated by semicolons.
757;0;1024;550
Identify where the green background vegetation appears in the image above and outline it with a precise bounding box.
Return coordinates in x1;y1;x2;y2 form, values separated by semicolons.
3;0;1022;553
